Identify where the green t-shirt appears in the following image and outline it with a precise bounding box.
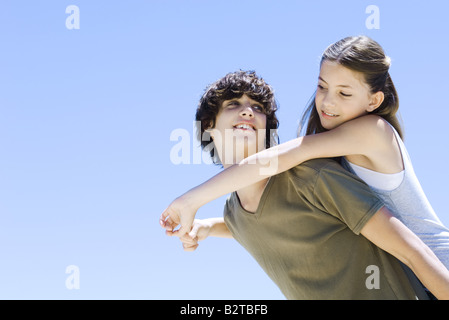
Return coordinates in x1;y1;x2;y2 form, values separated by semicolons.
224;159;428;300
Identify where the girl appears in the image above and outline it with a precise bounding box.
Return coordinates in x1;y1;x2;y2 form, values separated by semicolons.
160;35;449;270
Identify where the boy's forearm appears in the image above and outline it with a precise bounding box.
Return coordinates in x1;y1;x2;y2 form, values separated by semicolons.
206;217;233;238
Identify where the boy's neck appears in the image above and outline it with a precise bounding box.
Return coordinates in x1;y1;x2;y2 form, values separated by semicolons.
235;178;270;213
221;152;269;212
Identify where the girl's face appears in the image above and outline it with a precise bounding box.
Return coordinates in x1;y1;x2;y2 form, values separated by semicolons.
315;60;383;130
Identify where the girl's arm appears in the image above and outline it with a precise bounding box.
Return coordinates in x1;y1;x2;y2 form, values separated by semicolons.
361;206;449;299
160;115;388;236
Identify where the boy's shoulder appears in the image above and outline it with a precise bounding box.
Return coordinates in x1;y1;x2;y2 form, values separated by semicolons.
281;157;363;190
273;158;344;190
288;158;346;177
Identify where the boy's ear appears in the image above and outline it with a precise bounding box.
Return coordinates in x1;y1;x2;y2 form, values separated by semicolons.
204;121;215;139
366;91;384;112
204;128;213;139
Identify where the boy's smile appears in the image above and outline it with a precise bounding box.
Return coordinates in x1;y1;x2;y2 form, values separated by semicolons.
233;122;256;131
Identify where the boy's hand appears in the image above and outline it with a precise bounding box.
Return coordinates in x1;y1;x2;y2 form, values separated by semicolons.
159;196;197;237
179;219;212;251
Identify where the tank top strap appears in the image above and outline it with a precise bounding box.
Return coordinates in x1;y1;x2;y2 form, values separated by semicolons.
385;122;414;173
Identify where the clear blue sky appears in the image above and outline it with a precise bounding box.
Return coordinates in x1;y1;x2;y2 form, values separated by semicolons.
0;0;448;299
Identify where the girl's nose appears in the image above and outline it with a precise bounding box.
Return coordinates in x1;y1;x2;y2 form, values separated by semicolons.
322;93;336;108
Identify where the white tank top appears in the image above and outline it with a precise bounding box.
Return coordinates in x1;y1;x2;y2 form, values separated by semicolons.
341;123;449;269
346;161;404;191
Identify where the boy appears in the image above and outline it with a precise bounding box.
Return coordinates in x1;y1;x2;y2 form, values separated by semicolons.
161;70;449;299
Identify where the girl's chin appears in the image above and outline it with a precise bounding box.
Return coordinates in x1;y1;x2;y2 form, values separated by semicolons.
319;117;342;130
319;122;336;130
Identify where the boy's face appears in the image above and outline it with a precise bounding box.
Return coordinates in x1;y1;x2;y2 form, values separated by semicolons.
210;94;267;168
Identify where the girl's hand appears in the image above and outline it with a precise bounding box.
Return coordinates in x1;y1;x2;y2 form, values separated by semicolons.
159;196;198;237
179;219;213;251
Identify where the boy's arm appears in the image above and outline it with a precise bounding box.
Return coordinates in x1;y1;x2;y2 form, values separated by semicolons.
361;207;449;300
194;217;233;239
176;218;232;252
160;115;387;236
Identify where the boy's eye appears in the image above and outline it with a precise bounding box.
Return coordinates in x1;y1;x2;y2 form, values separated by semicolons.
317;84;326;90
225;101;264;112
252;105;264;112
340;92;352;97
226;101;239;108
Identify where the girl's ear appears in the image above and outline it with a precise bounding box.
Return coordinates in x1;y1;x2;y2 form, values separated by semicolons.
366;91;384;112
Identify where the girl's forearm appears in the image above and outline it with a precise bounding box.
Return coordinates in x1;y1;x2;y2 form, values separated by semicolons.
361;207;449;300
405;246;449;300
182;136;309;210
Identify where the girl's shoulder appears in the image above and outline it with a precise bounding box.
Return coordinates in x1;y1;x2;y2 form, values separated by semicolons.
345;115;395;142
347;114;390;129
344;115;403;173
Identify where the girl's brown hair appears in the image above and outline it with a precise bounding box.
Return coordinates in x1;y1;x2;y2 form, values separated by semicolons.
300;36;403;139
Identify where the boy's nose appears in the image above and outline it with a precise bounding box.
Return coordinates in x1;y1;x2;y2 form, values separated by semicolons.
239;105;254;118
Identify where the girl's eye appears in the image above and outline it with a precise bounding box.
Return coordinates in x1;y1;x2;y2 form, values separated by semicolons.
340;92;352;97
317;84;326;90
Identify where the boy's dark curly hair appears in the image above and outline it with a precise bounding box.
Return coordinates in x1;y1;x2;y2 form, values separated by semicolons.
195;70;280;164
